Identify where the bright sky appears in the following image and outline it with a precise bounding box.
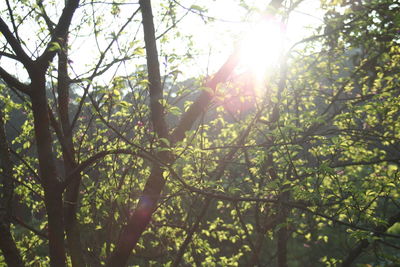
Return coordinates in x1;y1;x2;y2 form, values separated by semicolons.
174;0;324;78
0;0;324;86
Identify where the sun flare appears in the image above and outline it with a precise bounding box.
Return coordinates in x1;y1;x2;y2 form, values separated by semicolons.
239;18;285;78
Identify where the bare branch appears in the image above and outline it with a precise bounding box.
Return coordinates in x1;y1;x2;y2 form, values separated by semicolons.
0;66;30;95
0;51;20;61
36;0;80;69
0;18;32;67
5;0;21;43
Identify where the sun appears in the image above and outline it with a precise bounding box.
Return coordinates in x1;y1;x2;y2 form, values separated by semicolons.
238;17;285;79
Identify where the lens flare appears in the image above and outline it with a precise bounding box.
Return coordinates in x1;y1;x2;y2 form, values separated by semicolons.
239;18;285;78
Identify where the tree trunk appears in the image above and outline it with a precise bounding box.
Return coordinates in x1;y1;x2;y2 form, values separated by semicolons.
0;225;24;267
106;164;165;266
277;190;289;267
106;1;169;265
57;37;86;267
30;76;67;267
0;108;24;267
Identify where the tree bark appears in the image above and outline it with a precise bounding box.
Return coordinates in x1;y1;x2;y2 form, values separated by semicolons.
30;75;67;267
277;190;289;267
0;108;24;267
0;1;81;266
57;37;86;267
139;0;168;139
106;1;169;265
106;164;165;266
0;225;25;267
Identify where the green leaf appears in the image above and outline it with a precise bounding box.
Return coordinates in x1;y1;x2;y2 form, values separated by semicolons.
169;106;181;116
159;137;170;147
48;42;61;52
190;5;206;12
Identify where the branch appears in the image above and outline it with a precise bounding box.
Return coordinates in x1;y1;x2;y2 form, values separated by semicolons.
170;0;287;143
167;164;400;240
12;216;48;239
0;51;20;61
10;149;41;182
342;212;400;266
36;0;56;33
0;66;30;95
331;158;400;168
47;106;74;165
140;0;168;138
63;149;152;187
36;0;80;69
0;18;32;67
172;113;258;266
171;51;240;143
0;224;25;267
5;0;21;43
70;7;140;131
172;199;211;267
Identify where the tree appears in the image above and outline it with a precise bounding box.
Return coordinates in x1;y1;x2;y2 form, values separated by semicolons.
0;0;399;266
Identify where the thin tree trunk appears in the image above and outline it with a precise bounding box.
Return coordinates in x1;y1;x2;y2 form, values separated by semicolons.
0;225;24;267
57;36;86;267
0;108;24;267
277;190;289;267
107;1;169;265
106;164;165;266
172;199;211;267
0;2;81;266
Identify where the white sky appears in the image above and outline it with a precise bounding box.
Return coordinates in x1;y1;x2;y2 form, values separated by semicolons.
173;0;324;77
0;0;324;85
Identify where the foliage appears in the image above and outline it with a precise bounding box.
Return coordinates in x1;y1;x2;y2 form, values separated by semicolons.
0;0;399;266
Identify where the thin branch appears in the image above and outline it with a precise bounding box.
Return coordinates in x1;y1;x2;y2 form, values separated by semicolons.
36;0;56;33
0;51;20;61
0;18;32;67
70;7;140;131
12;216;48;239
166;165;400;239
0;67;30;95
10;149;40;182
64;149;152;187
342;212;400;266
5;0;21;43
36;0;80;69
